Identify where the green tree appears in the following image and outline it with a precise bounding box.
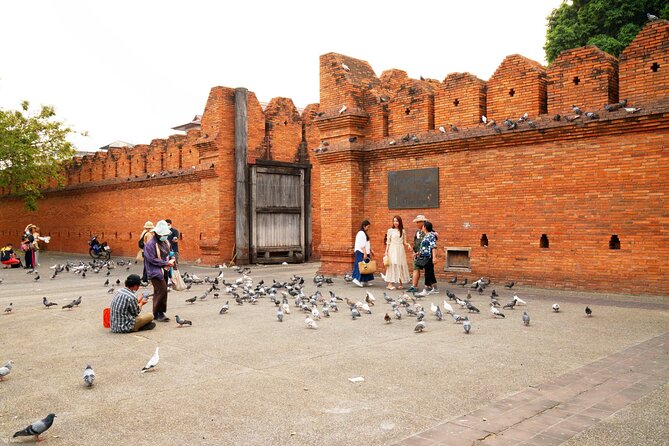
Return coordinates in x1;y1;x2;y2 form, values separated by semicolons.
545;0;669;63
0;101;76;210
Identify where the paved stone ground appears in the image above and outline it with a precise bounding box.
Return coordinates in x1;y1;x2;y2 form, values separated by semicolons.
0;252;667;445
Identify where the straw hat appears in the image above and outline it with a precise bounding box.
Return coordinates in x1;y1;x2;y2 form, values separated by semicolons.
143;221;155;230
412;214;428;223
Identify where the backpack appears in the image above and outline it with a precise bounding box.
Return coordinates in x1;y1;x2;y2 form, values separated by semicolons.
138;232;146;249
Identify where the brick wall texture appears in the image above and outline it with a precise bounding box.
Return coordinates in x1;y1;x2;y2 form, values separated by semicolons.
1;20;667;295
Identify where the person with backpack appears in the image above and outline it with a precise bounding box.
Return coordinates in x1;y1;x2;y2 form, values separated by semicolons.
1;243;22;268
138;221;155;285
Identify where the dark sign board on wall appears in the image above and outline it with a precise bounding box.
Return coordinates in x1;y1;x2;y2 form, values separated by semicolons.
388;167;439;209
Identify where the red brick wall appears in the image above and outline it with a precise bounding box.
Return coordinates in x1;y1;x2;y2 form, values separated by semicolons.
435;72;486;129
487;54;547;122
264;97;302;163
620;19;669;104
547;45;618;115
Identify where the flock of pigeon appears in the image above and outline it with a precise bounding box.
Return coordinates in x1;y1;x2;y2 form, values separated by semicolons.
1;258;597;440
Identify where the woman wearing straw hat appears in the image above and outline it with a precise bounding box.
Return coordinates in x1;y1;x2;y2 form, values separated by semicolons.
143;220;176;322
138;221;155;285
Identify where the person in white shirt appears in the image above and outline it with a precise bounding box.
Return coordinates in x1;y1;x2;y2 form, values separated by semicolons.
352;220;375;287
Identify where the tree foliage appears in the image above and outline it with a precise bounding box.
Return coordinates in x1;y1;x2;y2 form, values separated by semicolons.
545;0;669;63
0;101;76;211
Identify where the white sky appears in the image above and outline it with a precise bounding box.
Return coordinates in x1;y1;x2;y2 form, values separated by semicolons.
1;0;564;151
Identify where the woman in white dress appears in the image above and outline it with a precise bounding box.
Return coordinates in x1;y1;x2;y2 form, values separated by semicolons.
383;216;411;290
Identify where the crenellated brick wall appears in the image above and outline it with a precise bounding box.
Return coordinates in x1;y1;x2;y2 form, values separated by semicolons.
315;20;669;295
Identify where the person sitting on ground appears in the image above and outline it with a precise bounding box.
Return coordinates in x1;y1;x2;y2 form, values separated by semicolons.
110;274;155;333
1;243;22;268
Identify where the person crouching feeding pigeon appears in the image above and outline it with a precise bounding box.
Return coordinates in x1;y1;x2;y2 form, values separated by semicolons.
110;274;154;332
144;220;175;322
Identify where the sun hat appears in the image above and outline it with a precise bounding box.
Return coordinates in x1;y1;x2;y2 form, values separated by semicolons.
413;214;428;223
143;221;155;230
154;220;171;236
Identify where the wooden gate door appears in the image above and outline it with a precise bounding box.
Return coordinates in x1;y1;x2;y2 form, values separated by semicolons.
250;163;307;263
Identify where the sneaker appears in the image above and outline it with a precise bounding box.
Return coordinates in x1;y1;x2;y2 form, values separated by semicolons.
352;279;363;287
429;286;439;294
138;322;156;331
141;281;149;287
155;314;170;322
407;286;418;293
415;289;429;297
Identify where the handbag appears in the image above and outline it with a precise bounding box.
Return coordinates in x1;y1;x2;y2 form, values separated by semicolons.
414;256;430;267
358;259;377;274
172;268;187;291
382;255;390;267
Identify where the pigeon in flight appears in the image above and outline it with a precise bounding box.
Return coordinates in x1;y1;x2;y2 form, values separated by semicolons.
13;413;56;442
585;306;592;317
83;364;95;387
463;319;471;333
522;311;530;326
141;347;160;373
175;315;192;327
0;360;13;380
42;297;57;308
505;281;515;289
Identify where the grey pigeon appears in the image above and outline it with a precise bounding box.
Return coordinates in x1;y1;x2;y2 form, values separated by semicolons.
572;104;583;115
351;305;360;320
141;347;160;373
219;301;229;314
647;13;659;21
42;297;57;308
13;413;56;441
83;364;95;387
463;319;471;333
277;308;283;322
585;306;592;317
185;296;197;304
73;296;82;306
435;306;443;321
62;301;75;310
0;360;13;380
4;302;12;313
175;315;192;327
522;311;530;326
414;321;427;332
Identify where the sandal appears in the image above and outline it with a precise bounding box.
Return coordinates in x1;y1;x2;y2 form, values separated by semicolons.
397;285;404;290
386;286;396;290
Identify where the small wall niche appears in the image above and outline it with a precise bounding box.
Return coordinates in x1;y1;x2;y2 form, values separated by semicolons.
609;235;621;250
444;247;471;272
453;98;460;107
480;234;488;247
540;234;549;249
509;88;515;97
573;76;580;85
651;62;660;72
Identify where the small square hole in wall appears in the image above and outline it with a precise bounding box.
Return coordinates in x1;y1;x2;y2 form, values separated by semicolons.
509;88;515;97
609;235;621;249
480;234;488;247
651;62;660;72
453;99;459;107
573;76;580;85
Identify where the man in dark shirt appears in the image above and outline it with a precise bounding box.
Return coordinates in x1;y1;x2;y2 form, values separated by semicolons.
110;274;154;333
165;219;179;264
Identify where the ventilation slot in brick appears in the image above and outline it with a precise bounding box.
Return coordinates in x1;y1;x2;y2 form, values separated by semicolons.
509;88;515;97
540;234;549;249
445;247;471;272
480;234;488;247
405;108;411;115
651;62;660;72
453;99;459;107
573;76;580;85
609;235;620;250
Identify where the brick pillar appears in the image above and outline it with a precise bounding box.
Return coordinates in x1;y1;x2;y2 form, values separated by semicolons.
315;112;368;274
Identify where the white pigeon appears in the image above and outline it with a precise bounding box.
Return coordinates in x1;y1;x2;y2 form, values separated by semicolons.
365;291;375;305
361;302;372;314
552;303;560;312
513;295;527;305
443;300;454;315
430;302;438;314
438;126;446;133
282;302;290;314
311;306;321;320
305;317;318;329
490;305;505;318
624;107;641;113
342;63;350;71
141;347;160;373
83;364;95;387
0;360;13;380
339;105;347;115
481;115;487;124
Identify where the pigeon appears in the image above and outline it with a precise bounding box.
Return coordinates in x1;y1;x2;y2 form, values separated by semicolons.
339;105;347;114
450;124;459;132
62;301;75;310
83;364;95;387
175;315;192;327
553;114;561;121
490;305;505;318
277;308;284;322
342;63;350;71
414;321;426;333
604;99;627;112
107;287;115;294
459;278;468;287
647;13;659;21
141;347;160;373
435;306;443;321
585;306;592;317
552;303;560;312
0;360;13;380
572;105;583;115
585;112;599;119
305;317;318;329
439;126;446;133
505;281;515;289
365;291;376;306
42;297;57;308
73;296;82;306
384;312;391;323
481;115;487;124
4;302;12;313
491;123;502;134
13;413;56;441
513;295;526;305
351;305;361;319
442;300;454;315
624;107;641;113
393;307;402;319
463;319;471;333
466;302;480;313
430;302;438;314
503;300;516;310
185;296;197;304
449;276;457;284
522;311;530;326
219;301;229;314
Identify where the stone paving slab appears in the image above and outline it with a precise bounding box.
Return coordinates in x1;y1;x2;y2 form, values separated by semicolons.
393;333;669;445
